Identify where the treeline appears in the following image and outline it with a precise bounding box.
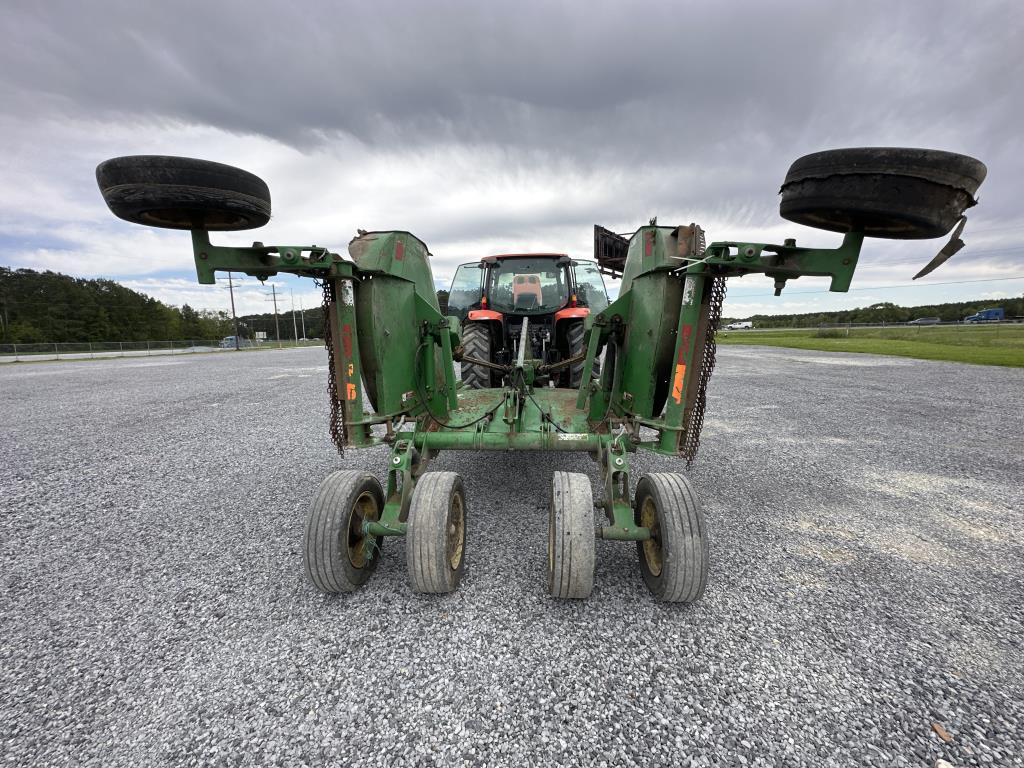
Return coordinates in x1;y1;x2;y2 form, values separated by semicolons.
9;265;1015;343
724;296;1024;328
0;267;233;343
236;306;326;341
237;291;453;340
0;266;434;344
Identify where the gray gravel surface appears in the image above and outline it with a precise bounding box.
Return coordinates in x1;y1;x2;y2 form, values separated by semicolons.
1;346;1021;767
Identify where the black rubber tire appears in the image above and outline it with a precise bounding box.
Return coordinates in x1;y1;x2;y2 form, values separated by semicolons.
460;321;493;389
563;320;600;388
407;472;467;594
567;321;586;388
780;147;986;240
96;155;271;231
548;471;596;599
304;470;384;593
635;473;708;603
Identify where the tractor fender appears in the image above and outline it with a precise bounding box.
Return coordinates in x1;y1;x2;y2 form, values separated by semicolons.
467;309;504;322
553;307;590;324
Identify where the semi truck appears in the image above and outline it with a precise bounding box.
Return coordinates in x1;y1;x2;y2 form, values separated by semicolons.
964;308;1004;323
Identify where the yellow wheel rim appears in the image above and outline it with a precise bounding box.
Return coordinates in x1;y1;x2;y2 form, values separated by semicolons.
447;492;465;570
640;496;663;577
346;491;379;569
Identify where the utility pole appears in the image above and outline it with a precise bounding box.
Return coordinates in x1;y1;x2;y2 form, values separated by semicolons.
265;285;282;349
299;297;307;339
227;272;240;350
290;287;299;343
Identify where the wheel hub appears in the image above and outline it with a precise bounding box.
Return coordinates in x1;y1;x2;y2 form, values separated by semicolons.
639;496;663;577
346;491;380;568
447;492;465;570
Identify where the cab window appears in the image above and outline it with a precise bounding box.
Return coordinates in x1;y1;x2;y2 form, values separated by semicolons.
447;263;483;320
572;260;610;312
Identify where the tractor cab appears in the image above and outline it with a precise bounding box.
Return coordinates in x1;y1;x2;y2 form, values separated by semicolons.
448;254;610;388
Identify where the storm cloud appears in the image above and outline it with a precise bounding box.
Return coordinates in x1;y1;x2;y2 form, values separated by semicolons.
1;0;1021;316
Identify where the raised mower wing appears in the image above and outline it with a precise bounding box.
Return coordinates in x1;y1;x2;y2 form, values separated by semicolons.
593;225;628;278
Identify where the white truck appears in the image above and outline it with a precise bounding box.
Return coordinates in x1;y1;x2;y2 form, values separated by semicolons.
725;321;753;330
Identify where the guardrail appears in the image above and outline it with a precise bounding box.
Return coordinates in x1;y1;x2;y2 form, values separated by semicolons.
0;339;322;363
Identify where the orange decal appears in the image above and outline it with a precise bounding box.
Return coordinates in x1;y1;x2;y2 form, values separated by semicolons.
671;363;686;404
341;323;353;357
346;383;358;400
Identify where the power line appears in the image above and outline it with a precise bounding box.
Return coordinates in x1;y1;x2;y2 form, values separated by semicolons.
727;275;1024;299
857;246;1024;269
964;222;1024;235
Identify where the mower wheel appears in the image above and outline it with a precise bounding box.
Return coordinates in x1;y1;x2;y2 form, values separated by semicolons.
548;471;595;599
304;470;384;593
635;473;708;603
407;472;467;593
96;155;271;231
460;321;493;389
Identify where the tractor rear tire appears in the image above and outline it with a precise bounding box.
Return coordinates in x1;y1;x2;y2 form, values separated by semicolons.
304;470;384;593
548;471;595;599
460;321;493;389
635;473;708;603
565;320;599;388
96;155;271;231
780;147;986;240
407;472;467;594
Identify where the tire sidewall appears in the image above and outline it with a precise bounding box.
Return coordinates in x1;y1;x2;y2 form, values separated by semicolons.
447;477;467;583
635;476;668;598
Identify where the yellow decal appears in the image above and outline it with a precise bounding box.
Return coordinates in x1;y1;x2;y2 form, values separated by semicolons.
671;363;686;404
347;363;354;376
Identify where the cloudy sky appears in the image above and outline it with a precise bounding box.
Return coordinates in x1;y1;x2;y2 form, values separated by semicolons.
1;0;1021;319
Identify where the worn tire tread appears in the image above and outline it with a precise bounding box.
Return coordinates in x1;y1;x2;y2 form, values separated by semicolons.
461;322;492;390
407;472;466;594
636;473;708;603
548;471;595;599
96;155;271;231
304;470;382;594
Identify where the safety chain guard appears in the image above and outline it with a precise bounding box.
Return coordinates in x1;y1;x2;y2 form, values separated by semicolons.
681;273;726;467
319;279;346;456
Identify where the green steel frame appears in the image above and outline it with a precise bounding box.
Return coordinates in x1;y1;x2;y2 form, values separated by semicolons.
186;224;867;544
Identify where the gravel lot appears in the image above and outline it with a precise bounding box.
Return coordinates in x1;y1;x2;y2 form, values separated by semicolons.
2;346;1021;767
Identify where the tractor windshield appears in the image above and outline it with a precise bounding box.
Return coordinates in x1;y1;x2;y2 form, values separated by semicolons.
488;258;570;315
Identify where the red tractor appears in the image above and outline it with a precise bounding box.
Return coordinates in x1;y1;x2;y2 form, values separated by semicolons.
447;254;610;388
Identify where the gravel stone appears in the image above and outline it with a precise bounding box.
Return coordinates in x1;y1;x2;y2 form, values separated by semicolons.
1;346;1021;766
